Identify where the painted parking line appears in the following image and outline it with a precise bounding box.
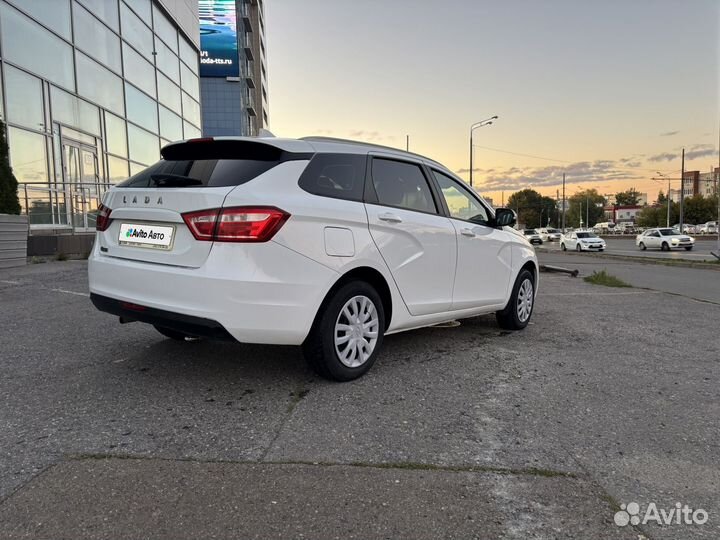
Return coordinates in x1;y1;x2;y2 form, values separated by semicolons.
50;288;90;298
0;280;20;285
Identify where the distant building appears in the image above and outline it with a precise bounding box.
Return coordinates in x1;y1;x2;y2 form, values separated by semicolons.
199;0;268;136
682;170;700;197
668;188;682;202
0;0;202;230
698;167;719;197
604;205;643;224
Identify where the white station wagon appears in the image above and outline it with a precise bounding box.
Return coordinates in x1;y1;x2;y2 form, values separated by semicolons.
89;137;538;380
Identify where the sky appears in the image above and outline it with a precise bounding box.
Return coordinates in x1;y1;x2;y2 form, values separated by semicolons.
265;0;719;205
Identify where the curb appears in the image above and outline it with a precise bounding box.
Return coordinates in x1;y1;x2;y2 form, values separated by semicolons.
536;249;720;271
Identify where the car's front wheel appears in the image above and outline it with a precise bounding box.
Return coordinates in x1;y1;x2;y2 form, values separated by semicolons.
661;242;669;251
561;243;566;251
496;269;535;330
575;243;582;252
302;281;385;381
685;246;693;251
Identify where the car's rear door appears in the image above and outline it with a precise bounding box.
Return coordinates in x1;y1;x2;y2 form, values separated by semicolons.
429;169;511;309
364;155;456;316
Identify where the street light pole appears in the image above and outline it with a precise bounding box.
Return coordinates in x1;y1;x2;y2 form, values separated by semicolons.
469;116;498;187
656;171;671;227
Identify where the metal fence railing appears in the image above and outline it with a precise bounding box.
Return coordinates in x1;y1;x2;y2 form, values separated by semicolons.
18;182;112;232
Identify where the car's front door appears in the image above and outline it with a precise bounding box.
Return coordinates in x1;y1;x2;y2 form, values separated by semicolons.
365;156;457;316
645;230;660;248
430;169;512;309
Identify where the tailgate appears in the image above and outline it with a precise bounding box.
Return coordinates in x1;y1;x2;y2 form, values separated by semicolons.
99;187;235;268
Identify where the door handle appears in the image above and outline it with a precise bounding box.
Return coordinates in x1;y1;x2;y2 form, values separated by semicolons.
460;228;476;237
378;213;403;223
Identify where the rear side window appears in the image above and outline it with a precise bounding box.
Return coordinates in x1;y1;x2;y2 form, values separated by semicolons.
117;140;311;188
371;158;437;214
297;153;367;201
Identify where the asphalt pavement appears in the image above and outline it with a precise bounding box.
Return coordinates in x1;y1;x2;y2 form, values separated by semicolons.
1;259;718;539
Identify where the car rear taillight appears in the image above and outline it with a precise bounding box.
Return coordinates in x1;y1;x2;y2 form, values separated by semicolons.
96;203;112;231
182;206;289;243
182;208;220;241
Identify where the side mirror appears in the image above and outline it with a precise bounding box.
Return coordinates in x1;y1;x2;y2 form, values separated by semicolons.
494;208;517;228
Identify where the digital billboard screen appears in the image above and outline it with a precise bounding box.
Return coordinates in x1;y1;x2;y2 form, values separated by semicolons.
199;0;240;77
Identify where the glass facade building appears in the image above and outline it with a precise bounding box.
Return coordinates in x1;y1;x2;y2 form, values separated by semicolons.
199;0;267;137
0;0;201;230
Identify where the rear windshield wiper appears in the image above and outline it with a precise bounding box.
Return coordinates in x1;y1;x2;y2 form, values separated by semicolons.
150;173;203;187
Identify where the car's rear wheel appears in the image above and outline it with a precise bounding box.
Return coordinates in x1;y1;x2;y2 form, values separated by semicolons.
302;281;385;381
639;242;646;250
496;269;534;330
154;325;195;341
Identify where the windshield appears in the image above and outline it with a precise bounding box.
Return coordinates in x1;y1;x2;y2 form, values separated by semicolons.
547;229;560;233
524;229;537;234
577;232;598;239
659;228;677;236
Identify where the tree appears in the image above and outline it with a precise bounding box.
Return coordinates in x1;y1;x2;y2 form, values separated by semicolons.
506;189;557;228
683;194;717;224
636;202;678;227
615;188;641;206
656;191;667;205
566;189;605;228
0;121;21;215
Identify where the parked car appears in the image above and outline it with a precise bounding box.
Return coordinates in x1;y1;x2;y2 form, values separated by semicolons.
593;222;616;234
672;223;697;234
636;228;694;251
537;227;561;242
88;136;539;381
560;230;606;251
699;221;718;234
523;229;543;245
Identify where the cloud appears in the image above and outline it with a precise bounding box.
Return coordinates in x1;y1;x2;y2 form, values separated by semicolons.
648;152;677;162
685;147;717;160
463;160;644;192
660;131;679;136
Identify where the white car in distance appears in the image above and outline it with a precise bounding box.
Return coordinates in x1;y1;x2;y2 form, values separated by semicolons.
537;227;562;242
560;230;606;252
523;229;543;245
636;228;694;251
88;136;539;381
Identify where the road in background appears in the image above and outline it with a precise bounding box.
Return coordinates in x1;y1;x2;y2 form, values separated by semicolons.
538;251;720;304
540;237;718;262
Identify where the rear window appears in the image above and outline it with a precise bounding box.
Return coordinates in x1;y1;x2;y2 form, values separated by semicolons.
297;153;367;201
117;140;312;188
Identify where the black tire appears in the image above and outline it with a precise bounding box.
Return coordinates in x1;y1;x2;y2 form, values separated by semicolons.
685;246;693;251
154;325;194;341
496;269;535;330
575;243;582;252
302;281;385;382
599;248;604;252
661;242;669;251
639;242;646;251
561;243;567;251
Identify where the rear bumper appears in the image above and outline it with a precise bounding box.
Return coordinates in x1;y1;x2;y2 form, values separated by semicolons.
88;240;338;345
90;293;235;340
